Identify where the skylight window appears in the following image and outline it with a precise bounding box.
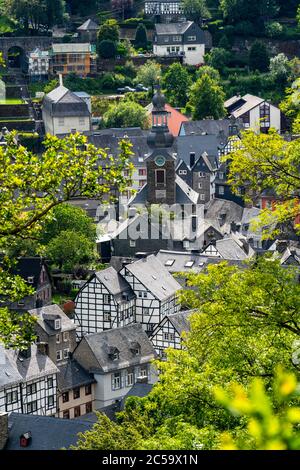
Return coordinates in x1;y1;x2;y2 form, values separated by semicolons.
184;261;195;268
165;259;175;266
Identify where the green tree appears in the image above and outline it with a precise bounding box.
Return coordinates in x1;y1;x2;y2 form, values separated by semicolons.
98;39;117;59
135;60;162;94
162;63;191;108
0;132;133;348
135;23;148;50
103;100;149;129
71;257;300;450
249;41;269;72
206;48;231;73
182;0;211;24
188;74;226;119
225;125;300;238
6;0;66;32
40;203;96;245
220;0;279;23
280;78;300;122
97;19;119;44
269;53;289;84
196;65;221;82
46;230;96;273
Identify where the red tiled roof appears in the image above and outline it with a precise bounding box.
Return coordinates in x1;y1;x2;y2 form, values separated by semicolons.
146;103;189;136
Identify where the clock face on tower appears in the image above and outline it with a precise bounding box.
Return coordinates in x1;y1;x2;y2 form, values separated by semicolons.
155;155;166;167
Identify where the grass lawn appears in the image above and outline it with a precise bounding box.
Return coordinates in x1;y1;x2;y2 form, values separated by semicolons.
0;98;24;104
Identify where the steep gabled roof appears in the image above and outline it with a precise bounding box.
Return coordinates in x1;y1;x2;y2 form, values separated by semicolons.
124;254;182;301
57;358;96;393
79;323;156;373
155;21;194;35
77;19;98;31
94;267;135;302
29;304;76;335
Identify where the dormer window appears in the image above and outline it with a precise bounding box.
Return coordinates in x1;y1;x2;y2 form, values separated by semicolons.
27;276;34;284
54;319;61;330
108;347;119;361
130;342;141;356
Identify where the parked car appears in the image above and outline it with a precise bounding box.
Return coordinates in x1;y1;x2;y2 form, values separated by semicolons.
135;83;149;92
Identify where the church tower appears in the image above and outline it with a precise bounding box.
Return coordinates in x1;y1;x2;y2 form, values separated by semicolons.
145;86;176;205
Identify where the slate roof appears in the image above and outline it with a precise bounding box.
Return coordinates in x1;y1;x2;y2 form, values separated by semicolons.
6;413;93;450
29;304;76;335
166;310;192;334
57;358;95;392
0;346;22;388
123;382;153;400
179;118;242;136
175;175;199;204
94;267;135;303
155;21;194;35
205;237;253;260
177;134;225;163
0;344;58;389
11;257;48;290
43;85;90;117
156;250;210;273
79;323;156;373
280;247;300;265
124;254;182;301
204;199;244;235
77;19;98;31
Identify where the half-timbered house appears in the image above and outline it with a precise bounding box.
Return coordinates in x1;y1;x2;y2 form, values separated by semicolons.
150;310;192;358
120;255;182;334
74;267;136;338
0;344;58;416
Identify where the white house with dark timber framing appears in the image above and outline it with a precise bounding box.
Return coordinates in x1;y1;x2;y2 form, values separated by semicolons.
74;267;136;338
0;344;58;416
150;310;192;358
120;255;182;335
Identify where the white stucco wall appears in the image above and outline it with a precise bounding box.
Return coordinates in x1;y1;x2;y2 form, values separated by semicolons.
42;111;91;136
154;44;205;66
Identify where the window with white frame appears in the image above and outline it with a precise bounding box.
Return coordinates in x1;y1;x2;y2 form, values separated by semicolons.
27;400;38;413
47;377;53;388
219;186;225;195
56;350;62;361
63;331;69;342
163;332;175;341
130;240;136;247
200;194;205;200
103;294;111;304
112;372;121;390
79;117;85;125
26;383;37;395
198;182;202;189
27;276;34;284
104;312;111;321
198;172;205;177
187;35;196;41
63;348;69;359
126;371;134;386
54;319;61;330
58;118;65;126
56;333;60;344
179;170;187;175
6;390;18;404
47;395;55;409
139;367;148;377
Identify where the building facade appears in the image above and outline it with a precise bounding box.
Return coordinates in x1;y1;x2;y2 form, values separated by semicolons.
145;0;185;22
73;324;157;409
0;345;58;417
26;48;50;80
49;43;96;77
153;21;205;65
150;310;191;357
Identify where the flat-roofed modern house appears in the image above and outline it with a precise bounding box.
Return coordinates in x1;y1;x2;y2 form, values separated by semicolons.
49;43;96;77
153;21;206;65
42;82;91;135
73;323;157;409
225;94;282;134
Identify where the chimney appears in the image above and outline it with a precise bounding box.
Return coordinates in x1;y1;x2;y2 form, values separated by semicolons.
190;152;195;168
37;342;49;356
0;412;8;450
59;74;63;87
